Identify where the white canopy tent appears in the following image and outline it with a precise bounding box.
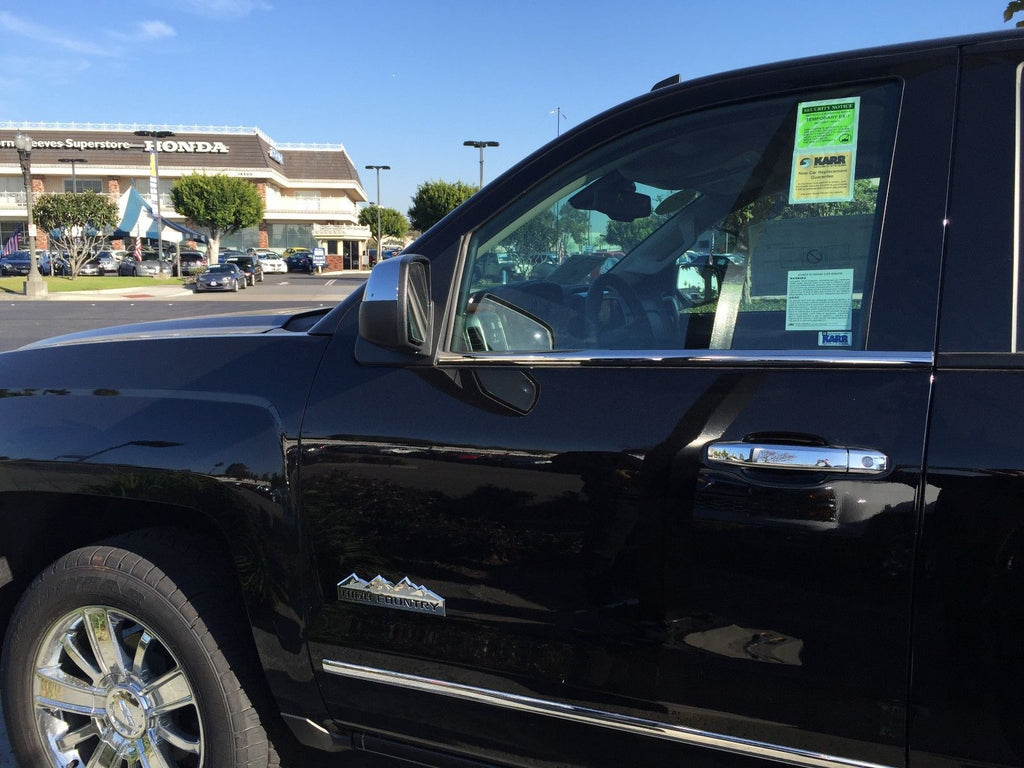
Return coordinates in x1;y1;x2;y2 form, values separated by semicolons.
112;186;207;245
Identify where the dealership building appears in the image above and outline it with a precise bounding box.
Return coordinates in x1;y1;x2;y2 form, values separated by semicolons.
0;122;373;269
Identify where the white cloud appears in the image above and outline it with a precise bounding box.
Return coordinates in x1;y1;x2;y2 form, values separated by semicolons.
0;54;93;95
0;12;113;57
109;20;178;43
138;21;177;40
170;0;272;18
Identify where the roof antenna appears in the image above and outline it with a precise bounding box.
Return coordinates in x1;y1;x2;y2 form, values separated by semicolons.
651;74;681;91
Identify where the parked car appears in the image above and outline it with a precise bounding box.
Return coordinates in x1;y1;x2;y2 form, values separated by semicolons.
0;250;32;276
95;251;120;274
285;250;313;272
194;262;246;292
4;30;1024;768
118;253;172;277
40;252;70;276
174;251;207;276
225;254;263;285
78;258;102;277
257;252;287;274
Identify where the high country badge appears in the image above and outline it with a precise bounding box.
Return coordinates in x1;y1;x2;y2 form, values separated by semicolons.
337;573;446;617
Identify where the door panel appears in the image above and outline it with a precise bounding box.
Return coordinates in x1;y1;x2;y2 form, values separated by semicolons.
303;334;928;767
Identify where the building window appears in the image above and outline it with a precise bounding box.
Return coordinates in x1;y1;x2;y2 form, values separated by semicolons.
63;179;102;194
267;223;313;249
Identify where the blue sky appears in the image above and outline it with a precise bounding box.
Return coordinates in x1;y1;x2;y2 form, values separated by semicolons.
0;1;1014;214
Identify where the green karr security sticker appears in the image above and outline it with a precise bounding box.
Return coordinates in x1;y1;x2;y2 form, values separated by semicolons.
790;96;860;203
795;97;860;150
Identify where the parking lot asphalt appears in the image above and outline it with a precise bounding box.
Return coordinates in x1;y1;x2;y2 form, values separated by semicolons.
3;270;369;302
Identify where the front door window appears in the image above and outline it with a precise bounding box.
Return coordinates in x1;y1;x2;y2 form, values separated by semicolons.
453;82;900;355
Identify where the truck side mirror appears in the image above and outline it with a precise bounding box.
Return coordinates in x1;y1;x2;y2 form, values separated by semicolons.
357;254;433;359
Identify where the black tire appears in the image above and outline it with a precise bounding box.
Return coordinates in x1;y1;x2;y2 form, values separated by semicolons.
1;529;284;768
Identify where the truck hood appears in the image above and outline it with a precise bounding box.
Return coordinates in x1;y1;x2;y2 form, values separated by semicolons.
20;307;332;350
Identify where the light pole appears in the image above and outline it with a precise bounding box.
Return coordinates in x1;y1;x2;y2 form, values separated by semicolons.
134;130;174;262
463;140;499;187
364;164;389;267
58;157;88;193
13;132;47;297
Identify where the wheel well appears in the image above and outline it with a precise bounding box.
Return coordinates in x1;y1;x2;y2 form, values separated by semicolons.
0;491;230;643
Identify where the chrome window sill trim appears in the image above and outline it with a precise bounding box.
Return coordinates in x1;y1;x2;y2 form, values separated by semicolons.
436;350;933;367
322;659;894;768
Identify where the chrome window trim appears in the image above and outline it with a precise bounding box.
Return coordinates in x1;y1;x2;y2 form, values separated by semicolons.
322;659;895;768
434;349;933;367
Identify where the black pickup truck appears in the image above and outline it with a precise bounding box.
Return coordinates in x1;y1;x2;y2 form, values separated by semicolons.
3;30;1024;768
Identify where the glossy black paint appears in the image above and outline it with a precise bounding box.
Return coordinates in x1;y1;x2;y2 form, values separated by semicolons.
2;30;1024;768
301;36;961;768
0;315;335;720
909;38;1024;768
304;310;931;767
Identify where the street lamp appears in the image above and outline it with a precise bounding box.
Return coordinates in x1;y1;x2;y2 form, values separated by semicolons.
364;164;390;267
58;157;88;193
134;130;174;261
13;132;47;298
463;140;499;187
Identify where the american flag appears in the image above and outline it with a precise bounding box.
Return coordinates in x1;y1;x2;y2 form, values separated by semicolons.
133;237;142;261
1;226;21;257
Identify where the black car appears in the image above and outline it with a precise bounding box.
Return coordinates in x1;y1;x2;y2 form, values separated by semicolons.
174;250;207;276
225;255;264;285
285;250;314;272
3;31;1024;768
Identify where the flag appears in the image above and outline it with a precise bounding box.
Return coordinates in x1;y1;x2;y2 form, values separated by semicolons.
133;237;142;261
2;226;22;257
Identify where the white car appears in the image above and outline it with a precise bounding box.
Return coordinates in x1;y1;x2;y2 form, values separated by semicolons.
258;253;287;274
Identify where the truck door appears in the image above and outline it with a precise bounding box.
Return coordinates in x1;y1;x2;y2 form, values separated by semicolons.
302;48;956;768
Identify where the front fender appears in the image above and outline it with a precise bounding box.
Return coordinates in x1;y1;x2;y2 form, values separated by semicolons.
0;331;333;717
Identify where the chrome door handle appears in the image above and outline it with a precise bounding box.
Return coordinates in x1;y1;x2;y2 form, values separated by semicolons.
706;442;888;475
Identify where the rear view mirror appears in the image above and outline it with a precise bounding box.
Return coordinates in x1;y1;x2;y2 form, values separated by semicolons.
569;171;652;222
358;254;433;358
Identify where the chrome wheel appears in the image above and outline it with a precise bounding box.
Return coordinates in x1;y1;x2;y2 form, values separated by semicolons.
33;605;203;767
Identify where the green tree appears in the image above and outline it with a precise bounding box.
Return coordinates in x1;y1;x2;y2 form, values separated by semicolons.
556;206;591;251
407;180;477;232
358;204;409;244
500;209;558;277
1006;2;1024;26
170;173;264;263
605;212;669;252
32;192;119;278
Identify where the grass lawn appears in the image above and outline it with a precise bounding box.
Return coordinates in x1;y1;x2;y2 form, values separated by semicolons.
0;275;185;295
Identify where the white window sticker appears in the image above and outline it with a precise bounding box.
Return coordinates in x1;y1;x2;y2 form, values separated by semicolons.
785;268;854;332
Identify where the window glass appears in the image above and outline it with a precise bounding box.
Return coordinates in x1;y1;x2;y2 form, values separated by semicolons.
62;179;102;193
452;82;900;354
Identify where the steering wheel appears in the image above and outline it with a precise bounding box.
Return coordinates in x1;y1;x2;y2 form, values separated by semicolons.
584;272;654;346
